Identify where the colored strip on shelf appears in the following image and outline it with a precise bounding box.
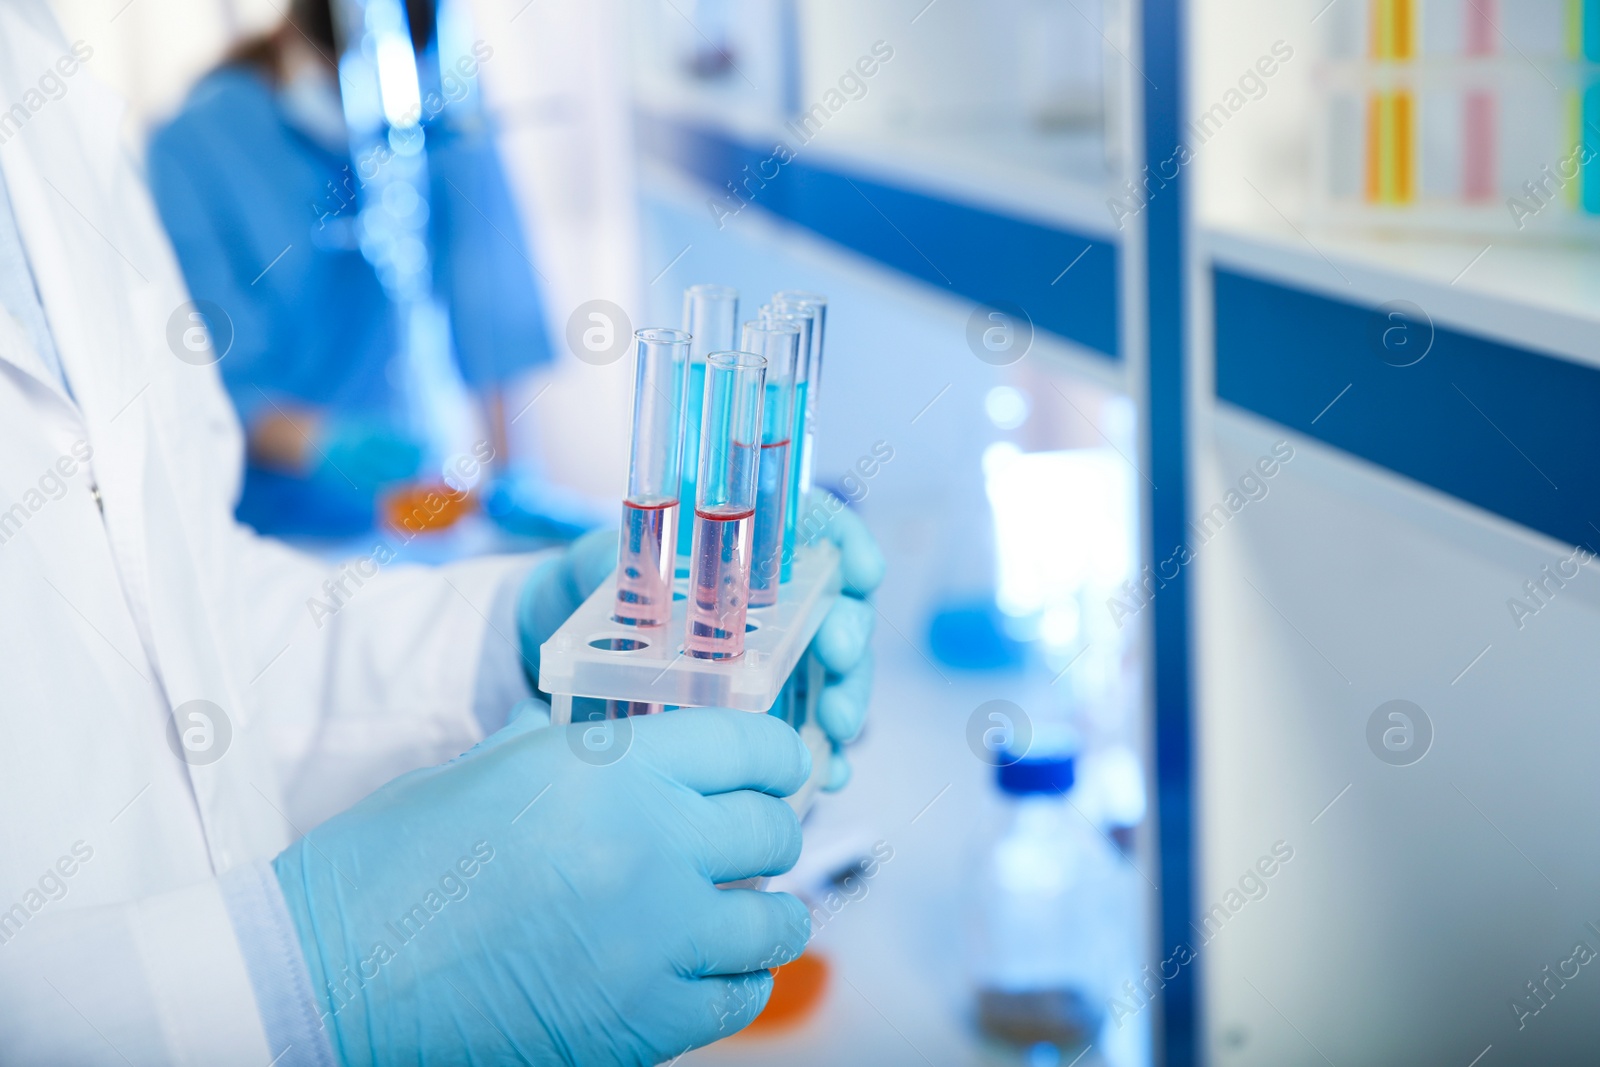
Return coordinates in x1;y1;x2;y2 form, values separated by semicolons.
1465;0;1496;56
637;113;1122;359
1368;90;1416;204
1371;0;1416;59
1585;82;1600;215
1214;267;1600;551
1393;0;1415;59
1463;91;1495;202
1364;93;1381;202
1567;89;1584;211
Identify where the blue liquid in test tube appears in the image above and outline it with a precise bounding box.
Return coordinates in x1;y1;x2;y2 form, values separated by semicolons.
742;319;800;608
772;291;827;581
678;284;739;560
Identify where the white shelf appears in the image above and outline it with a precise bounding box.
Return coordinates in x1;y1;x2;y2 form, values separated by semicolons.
799;124;1121;241
1204;222;1600;370
638;96;1123;241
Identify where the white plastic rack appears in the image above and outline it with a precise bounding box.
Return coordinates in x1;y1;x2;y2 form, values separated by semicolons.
539;541;842;809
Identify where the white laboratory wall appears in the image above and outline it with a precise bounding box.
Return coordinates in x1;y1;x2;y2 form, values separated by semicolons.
799;0;1029;135
1188;0;1317;228
625;0;793;131
51;0;281;134
796;0;1121;185
468;0;637;498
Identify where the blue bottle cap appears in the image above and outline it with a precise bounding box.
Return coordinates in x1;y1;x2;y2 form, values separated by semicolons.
997;755;1075;796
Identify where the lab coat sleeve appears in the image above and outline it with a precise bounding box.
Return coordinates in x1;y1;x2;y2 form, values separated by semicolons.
135;84;552;828
218;863;339;1067
0;876;274;1066
222;524;550;829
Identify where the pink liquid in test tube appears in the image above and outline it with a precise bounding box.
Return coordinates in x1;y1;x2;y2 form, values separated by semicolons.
686;504;755;659
613;327;692;634
614;499;679;627
686;350;765;660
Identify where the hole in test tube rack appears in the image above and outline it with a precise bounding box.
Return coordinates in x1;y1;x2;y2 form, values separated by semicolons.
745;622;761;633
673;592;686;601
675;566;690;579
590;637;650;652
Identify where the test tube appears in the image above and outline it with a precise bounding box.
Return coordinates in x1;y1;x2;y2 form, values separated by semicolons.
614;328;693;628
686;351;766;660
772;291;827;572
678;285;739;558
742;320;800;607
761;303;815;583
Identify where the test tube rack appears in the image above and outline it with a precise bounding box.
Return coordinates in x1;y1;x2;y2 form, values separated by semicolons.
539;540;841;811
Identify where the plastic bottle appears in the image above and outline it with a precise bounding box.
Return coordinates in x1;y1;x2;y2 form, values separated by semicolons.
971;754;1120;1056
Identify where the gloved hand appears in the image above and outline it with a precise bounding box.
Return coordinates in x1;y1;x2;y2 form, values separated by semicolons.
517;528;620;690
486;469;607;542
273;705;813;1066
795;492;886;790
315;416;423;489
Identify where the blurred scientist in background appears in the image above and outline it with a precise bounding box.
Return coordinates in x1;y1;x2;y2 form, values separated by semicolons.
147;0;588;540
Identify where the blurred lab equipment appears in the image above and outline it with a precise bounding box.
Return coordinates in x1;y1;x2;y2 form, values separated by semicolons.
972;753;1135;1057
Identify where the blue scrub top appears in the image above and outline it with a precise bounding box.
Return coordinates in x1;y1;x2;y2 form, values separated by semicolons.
147;64;553;536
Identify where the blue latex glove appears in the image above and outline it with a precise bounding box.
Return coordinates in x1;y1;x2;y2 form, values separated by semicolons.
486;470;607;542
315;416;422;489
796;492;886;790
273;705;813;1065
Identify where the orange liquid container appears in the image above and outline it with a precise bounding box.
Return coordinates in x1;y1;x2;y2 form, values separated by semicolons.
382;483;476;535
738;952;830;1037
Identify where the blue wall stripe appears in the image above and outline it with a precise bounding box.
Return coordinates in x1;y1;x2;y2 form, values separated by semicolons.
1214;268;1600;552
636;113;1121;359
1142;0;1199;1061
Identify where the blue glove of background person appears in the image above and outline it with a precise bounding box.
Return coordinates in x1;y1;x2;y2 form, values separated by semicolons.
486;469;606;542
273;706;813;1066
795;492;885;790
316;416;423;490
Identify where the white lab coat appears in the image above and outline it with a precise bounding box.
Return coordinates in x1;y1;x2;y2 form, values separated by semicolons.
0;4;542;1062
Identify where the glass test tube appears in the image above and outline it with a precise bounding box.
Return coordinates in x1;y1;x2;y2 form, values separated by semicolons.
772;291;827;573
614;328;692;628
686;352;766;660
742;320;800;607
761;303;815;583
678;285;739;559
